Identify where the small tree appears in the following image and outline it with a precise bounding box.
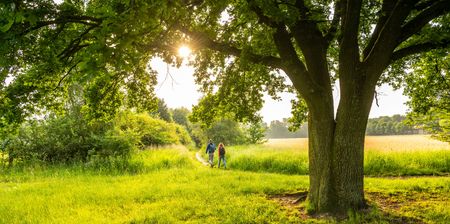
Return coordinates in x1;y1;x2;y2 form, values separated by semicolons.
206;119;246;145
155;98;173;122
172;107;191;128
244;120;267;144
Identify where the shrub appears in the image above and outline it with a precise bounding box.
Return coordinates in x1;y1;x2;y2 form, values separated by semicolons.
115;111;191;147
2;115;137;166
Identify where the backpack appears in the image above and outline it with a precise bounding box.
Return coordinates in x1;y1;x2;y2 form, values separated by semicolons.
219;146;226;156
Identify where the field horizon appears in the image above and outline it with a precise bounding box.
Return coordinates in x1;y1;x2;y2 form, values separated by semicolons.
1;136;449;223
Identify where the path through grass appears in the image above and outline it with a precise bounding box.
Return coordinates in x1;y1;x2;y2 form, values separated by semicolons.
1;145;449;223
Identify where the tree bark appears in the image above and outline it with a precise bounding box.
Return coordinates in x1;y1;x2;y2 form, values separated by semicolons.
307;108;336;212
331;81;374;212
306;74;376;214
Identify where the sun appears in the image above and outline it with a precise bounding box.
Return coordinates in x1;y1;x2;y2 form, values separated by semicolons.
178;45;191;58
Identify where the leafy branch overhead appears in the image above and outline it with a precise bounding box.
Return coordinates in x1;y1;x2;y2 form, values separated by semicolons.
1;0;450;214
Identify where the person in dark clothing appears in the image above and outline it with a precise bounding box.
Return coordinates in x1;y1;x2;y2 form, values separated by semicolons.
217;143;226;169
205;139;216;167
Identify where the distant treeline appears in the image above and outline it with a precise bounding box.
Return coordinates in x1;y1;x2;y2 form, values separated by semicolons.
266;115;421;138
265;119;308;138
366;114;421;135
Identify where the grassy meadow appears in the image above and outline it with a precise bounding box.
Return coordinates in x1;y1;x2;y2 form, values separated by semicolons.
224;135;450;176
1;136;449;223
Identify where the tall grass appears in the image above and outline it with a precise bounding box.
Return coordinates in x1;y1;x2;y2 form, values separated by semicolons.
0;152;308;223
223;135;450;176
0;145;194;178
227;145;309;175
1;146;449;223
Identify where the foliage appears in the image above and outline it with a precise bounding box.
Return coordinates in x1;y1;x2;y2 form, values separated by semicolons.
115;111;191;147
0;108;193;166
0;0;159;127
266;114;423;138
0;114;135;166
171;107;207;148
0;147;449;223
243;120;268;144
266;119;308;139
1;0;449;213
153;98;172;122
171;107;190;128
366;114;420;136
205;119;246;146
189;122;207;148
403;50;450;142
288;94;309;131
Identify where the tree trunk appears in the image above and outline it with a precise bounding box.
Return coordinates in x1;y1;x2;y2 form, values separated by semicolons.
307;110;336;212
305;90;336;213
307;81;375;214
331;85;374;212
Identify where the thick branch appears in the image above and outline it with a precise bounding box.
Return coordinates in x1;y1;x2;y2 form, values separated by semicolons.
339;0;362;80
20;15;102;35
362;0;397;59
271;25;324;102
363;0;417;84
272;25;308;75
177;26;283;68
391;40;450;62
294;0;309;18
324;0;342;46
415;0;436;10
399;0;450;43
247;0;278;28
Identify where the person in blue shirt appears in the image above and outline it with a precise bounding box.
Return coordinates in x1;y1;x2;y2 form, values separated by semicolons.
205;139;216;168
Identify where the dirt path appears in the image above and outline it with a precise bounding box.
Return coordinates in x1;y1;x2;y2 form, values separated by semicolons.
195;152;209;166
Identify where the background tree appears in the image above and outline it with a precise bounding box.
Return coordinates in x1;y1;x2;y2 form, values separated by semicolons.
205;119;246;146
266;119;308;138
403;50;450;142
366;115;419;135
1;0;449;214
171;107;191;128
154;98;173;122
243;120;268;144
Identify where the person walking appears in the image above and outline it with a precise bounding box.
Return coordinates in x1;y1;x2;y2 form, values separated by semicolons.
217;143;227;169
205;139;216;168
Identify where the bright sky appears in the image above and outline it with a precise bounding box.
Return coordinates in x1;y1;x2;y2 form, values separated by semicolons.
151;58;409;124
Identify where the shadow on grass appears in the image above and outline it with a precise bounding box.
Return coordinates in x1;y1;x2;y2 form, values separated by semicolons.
268;191;427;223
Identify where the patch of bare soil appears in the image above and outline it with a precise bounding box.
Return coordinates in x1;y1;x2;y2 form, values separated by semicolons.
268;191;430;223
267;191;313;220
365;191;427;224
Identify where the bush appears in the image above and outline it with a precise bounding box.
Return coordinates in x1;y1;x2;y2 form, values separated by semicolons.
115;112;192;147
1;110;192;167
2;115;137;166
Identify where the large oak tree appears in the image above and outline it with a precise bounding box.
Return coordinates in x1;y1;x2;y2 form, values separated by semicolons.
1;0;449;214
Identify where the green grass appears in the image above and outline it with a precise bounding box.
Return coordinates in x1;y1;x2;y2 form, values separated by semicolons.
0;149;308;223
218;137;450;176
224;145;309;175
1;146;449;223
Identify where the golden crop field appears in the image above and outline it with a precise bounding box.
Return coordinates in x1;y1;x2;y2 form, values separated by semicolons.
265;135;450;152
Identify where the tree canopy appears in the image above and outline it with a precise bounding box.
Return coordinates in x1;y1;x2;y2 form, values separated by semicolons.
403;50;450;142
1;0;449;214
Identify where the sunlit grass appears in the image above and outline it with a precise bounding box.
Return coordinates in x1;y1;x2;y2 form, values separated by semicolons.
0;151;308;223
1;146;449;223
224;135;450;176
364;135;450;151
